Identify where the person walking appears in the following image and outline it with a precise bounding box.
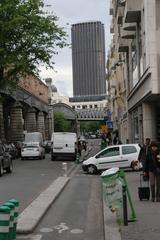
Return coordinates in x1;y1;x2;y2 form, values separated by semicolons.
138;138;151;171
144;141;160;202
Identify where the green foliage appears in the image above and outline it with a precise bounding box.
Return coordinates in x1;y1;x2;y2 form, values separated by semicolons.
0;0;67;90
54;112;71;132
80;121;101;133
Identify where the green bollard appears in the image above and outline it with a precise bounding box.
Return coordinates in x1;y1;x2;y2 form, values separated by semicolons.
8;200;19;240
3;202;15;240
0;205;10;240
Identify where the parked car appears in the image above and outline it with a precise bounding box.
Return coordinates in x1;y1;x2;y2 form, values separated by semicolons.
21;142;45;160
5;143;18;159
82;144;141;174
0;143;13;176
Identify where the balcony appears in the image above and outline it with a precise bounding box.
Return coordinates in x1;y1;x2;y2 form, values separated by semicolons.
117;37;129;52
124;0;142;23
119;0;126;7
121;29;135;39
110;19;114;34
117;6;124;24
109;0;113;15
123;22;136;31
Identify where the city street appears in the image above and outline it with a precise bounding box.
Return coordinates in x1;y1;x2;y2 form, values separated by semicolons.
31;168;104;240
2;139;160;240
1;139;104;240
0;154;75;212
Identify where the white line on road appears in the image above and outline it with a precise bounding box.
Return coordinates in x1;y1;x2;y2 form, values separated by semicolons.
17;234;42;240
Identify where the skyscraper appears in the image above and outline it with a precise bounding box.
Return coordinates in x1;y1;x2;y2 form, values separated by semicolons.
71;21;106;101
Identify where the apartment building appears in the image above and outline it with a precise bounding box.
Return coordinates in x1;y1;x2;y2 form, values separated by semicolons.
107;0;160;144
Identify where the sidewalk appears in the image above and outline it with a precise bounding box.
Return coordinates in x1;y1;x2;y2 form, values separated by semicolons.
103;171;160;240
120;172;160;240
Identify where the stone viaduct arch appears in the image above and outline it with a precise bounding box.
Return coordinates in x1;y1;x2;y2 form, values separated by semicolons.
0;87;52;142
52;103;78;133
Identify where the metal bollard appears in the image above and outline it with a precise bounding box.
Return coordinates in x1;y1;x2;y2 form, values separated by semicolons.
122;185;128;226
3;202;15;240
8;199;19;240
76;153;80;164
0;205;10;240
62;162;67;177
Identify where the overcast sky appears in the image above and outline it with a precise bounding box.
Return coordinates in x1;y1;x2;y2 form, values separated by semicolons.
39;0;112;97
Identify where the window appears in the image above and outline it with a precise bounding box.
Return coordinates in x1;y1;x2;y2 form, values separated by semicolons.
122;146;137;155
82;105;87;109
97;147;120;158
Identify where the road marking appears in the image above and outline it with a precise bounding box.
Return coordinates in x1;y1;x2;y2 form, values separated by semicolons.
54;222;69;233
40;227;53;233
17;234;42;240
70;229;83;234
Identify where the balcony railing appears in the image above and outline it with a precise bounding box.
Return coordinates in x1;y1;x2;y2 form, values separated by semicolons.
123;0;142;23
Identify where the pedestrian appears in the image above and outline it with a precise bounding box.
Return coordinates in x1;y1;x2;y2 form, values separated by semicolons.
144;141;160;202
138;138;151;172
77;140;82;156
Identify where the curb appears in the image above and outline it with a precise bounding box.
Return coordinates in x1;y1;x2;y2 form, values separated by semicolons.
17;176;70;234
103;198;121;240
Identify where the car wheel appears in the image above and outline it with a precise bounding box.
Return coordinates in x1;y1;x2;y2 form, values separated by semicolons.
0;163;3;177
6;161;13;173
51;155;56;161
87;165;97;174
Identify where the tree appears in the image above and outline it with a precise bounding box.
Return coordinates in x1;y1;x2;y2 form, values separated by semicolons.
0;0;67;90
80;121;101;133
54;112;71;132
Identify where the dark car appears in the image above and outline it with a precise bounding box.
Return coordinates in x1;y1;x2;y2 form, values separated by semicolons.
0;143;13;176
5;143;18;159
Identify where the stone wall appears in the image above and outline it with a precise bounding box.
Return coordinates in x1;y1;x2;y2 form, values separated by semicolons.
19;75;48;104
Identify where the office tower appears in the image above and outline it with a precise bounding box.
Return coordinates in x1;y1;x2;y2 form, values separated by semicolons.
71;21;106;101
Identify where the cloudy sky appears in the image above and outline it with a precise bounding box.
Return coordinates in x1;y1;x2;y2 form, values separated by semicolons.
40;0;112;97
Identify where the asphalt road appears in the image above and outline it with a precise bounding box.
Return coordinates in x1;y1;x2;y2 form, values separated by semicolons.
32;168;104;240
0;154;75;212
1;138;103;240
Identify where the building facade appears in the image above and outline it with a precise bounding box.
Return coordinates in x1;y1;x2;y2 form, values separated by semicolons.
0;76;53;142
107;0;160;144
71;21;106;101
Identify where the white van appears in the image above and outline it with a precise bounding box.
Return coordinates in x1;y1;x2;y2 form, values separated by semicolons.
24;132;43;145
51;132;77;161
